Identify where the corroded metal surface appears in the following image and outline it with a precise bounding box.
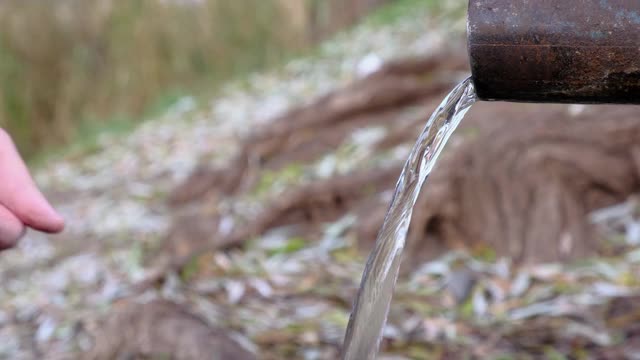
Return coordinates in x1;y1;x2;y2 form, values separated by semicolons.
468;0;640;103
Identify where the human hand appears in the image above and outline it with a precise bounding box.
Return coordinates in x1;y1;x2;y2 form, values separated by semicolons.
0;129;64;250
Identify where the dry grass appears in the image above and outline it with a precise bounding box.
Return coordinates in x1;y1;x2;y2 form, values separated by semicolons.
0;0;392;158
0;0;306;157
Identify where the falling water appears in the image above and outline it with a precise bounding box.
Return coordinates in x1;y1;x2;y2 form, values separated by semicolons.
341;77;477;360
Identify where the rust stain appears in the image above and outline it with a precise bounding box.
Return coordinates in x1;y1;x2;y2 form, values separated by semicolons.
468;0;640;104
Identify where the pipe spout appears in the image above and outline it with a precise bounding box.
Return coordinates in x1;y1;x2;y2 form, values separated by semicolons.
468;0;640;104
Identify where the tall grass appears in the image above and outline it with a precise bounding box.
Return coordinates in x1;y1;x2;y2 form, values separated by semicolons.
0;0;393;158
0;0;300;157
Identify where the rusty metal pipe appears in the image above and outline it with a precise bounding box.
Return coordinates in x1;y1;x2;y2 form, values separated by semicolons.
468;0;640;104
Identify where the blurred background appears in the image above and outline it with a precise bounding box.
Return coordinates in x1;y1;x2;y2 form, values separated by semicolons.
0;0;402;158
3;0;640;359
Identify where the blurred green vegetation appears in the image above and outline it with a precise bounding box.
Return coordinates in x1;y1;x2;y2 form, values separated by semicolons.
366;0;466;26
0;0;305;158
365;0;434;25
0;0;448;159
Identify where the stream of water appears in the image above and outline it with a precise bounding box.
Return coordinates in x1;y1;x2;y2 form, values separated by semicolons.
341;77;477;360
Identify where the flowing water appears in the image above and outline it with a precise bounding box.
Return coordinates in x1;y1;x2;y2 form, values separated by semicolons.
341;77;477;360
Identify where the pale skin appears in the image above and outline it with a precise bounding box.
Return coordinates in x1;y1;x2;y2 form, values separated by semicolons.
0;129;64;250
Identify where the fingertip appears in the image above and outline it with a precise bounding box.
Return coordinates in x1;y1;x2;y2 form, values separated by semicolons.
46;212;65;233
20;205;66;234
